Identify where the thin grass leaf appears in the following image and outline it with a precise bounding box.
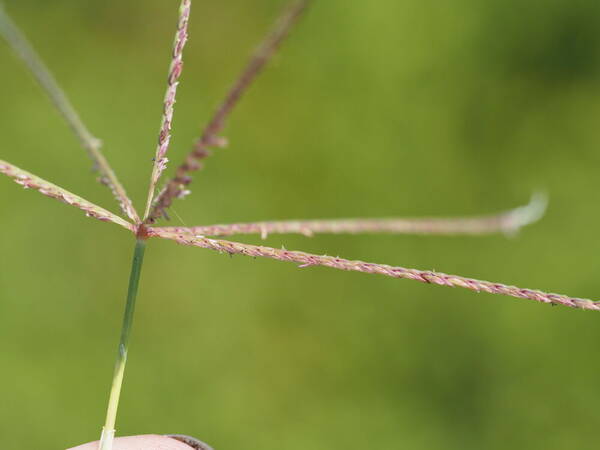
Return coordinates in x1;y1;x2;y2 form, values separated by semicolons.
146;0;310;223
0;159;134;231
0;5;139;223
150;227;599;311
154;194;547;239
143;0;191;221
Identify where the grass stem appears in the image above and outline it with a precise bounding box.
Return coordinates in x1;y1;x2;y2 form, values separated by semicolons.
99;239;147;450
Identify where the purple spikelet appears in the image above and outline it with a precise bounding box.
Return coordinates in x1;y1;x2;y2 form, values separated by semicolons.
143;0;191;220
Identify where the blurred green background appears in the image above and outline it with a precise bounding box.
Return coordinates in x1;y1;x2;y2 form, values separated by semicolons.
1;0;600;448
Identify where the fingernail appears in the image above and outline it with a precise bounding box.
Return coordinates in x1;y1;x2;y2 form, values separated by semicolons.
166;434;214;450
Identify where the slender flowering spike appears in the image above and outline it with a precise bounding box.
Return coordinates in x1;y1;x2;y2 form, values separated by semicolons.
154;195;547;239
147;0;310;223
0;5;139;223
0;160;134;232
149;228;600;311
143;0;191;221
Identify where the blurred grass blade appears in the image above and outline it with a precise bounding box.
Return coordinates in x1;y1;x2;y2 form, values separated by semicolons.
147;0;310;223
0;159;134;231
143;0;191;220
0;5;139;223
150;228;599;311
153;194;547;238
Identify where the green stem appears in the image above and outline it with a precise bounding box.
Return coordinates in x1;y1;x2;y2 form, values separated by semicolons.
99;239;147;450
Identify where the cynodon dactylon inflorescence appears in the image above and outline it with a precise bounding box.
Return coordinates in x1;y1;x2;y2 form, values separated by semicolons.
1;0;598;449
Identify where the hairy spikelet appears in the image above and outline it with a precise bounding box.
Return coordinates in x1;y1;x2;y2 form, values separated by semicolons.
150;227;600;311
154;195;546;239
0;160;134;231
146;0;310;223
143;0;191;220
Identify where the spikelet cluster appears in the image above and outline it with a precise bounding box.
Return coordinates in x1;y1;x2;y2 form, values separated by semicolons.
0;160;133;231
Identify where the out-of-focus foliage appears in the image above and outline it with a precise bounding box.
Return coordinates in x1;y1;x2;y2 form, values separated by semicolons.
1;1;600;448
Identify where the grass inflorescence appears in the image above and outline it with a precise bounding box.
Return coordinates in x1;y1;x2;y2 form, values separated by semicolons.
1;0;597;448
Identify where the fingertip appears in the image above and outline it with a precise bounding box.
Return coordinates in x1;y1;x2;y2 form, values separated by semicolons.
67;434;199;449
